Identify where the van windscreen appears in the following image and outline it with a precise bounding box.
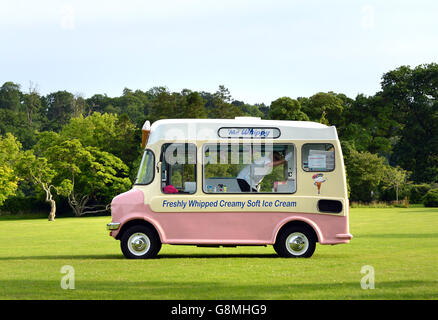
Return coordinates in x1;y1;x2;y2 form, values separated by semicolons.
135;149;155;185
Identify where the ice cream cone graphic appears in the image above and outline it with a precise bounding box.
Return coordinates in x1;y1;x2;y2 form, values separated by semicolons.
316;181;322;194
312;173;327;195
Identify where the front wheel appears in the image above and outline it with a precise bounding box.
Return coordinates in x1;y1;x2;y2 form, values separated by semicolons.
121;225;162;259
273;225;316;258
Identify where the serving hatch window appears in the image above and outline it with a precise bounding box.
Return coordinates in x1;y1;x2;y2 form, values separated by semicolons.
302;143;335;172
161;143;197;194
203;143;296;193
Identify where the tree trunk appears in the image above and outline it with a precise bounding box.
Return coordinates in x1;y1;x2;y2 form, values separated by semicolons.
48;199;56;221
42;183;56;221
68;192;89;217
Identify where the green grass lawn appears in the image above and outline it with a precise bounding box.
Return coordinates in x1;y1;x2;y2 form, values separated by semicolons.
0;207;437;300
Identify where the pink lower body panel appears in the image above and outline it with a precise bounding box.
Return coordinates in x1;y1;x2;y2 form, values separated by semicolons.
110;190;352;245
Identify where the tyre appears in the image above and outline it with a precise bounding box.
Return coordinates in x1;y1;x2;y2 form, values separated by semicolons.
273;225;316;258
120;225;162;259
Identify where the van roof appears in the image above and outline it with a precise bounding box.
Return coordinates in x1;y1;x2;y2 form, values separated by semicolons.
147;117;338;144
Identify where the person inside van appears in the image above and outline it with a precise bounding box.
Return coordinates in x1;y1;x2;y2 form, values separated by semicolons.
237;151;292;192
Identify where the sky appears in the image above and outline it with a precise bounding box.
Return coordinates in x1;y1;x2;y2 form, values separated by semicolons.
1;0;438;105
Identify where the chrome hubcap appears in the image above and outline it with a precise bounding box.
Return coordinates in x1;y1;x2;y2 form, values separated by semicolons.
128;233;150;256
286;232;309;255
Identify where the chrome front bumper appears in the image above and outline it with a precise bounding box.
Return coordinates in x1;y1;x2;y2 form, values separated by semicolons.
107;222;121;231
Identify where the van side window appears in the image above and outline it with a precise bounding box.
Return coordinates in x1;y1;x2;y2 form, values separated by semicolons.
161;143;196;194
302;143;335;172
203;143;296;193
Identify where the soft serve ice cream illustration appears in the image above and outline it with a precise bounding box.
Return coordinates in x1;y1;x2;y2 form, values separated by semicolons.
312;173;327;194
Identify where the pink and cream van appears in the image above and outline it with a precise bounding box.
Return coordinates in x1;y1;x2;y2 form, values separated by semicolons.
107;117;352;258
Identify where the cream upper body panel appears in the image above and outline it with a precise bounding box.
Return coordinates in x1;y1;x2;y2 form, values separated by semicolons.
135;118;348;216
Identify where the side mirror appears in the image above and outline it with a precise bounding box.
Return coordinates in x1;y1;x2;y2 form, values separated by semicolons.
156;161;161;173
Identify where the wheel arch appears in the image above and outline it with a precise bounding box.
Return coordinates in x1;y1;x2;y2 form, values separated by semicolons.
115;218;163;242
274;218;322;244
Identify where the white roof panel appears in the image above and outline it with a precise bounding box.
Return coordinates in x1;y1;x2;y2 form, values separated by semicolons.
147;118;338;144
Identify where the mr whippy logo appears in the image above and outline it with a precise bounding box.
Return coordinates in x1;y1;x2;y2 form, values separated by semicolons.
312;173;327;195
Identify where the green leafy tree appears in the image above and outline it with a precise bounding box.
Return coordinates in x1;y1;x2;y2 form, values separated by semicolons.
116;88;150;127
45;139;131;216
44;90;76;131
0;133;22;206
0;166;17;207
179;89;208;118
148;87;179;122
257;103;270;119
22;83;43;126
381;165;410;201
33;131;63;156
60;112;139;177
423;188;438;207
72;94;87;118
0;82;42;150
269;97;309;121
381;63;438;183
86;94;113;115
340;93;397;154
209;86;243;119
236;102;265;118
408;184;432;204
16;151;71;221
300;92;344;125
345;149;386;202
0;82;21;112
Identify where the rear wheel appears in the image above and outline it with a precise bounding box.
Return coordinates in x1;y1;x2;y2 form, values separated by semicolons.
274;225;316;258
121;225;161;259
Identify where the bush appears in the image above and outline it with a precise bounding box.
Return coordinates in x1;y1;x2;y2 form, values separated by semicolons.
350;201;391;208
409;184;432;204
0;196;49;215
423;189;438;207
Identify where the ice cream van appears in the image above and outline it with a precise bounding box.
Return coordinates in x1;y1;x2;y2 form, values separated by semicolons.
107;117;352;258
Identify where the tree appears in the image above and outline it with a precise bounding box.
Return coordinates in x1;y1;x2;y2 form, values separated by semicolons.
257;103;270;119
340;93;397;155
72;94;87;118
22;82;42;126
381;165;410;201
299;92;344;125
0;82;21;112
60;112;140;176
237;102;265;118
345;149;386;202
0;133;22;206
44;91;75;131
381;63;438;183
0;82;45;150
269;97;309;121
148;87;178;122
208;86;243;119
45;139;131;216
180;90;208;118
16;151;71;221
86;94;112;115
423;189;438;207
33;131;63;157
117;88;150;127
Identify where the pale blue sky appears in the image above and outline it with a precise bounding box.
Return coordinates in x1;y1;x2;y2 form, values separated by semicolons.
1;0;437;104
